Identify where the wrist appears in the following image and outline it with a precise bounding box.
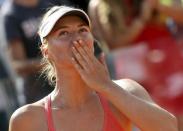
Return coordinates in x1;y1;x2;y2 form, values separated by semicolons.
133;18;145;30
96;80;117;95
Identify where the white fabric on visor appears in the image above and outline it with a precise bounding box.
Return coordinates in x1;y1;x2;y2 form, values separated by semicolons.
38;6;91;43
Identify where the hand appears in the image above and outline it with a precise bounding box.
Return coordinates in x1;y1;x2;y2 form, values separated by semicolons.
71;40;111;92
148;0;159;8
139;0;154;22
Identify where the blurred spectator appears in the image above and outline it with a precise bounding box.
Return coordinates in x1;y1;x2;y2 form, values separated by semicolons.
89;0;175;49
0;11;19;131
1;0;72;104
151;0;183;48
0;43;9;131
89;0;183;130
152;0;183;131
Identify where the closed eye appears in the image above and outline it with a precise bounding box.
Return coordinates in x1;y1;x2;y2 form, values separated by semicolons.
58;31;69;36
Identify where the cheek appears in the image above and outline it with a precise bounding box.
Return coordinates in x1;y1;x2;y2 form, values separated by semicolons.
83;33;94;48
48;38;70;52
47;46;56;62
47;41;66;61
88;39;94;49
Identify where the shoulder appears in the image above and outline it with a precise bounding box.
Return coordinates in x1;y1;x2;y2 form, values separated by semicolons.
106;79;154;129
113;79;153;102
9;99;46;131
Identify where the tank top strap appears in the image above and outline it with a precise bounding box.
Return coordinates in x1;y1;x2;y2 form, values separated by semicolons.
98;94;111;114
44;95;56;131
98;94;125;131
98;94;117;118
44;94;124;131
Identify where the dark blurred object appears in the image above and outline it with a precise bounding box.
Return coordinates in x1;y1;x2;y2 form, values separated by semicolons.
93;39;116;79
94;39;102;58
69;0;89;12
0;111;8;131
0;61;8;79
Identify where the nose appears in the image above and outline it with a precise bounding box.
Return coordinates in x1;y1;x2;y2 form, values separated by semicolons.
71;32;83;43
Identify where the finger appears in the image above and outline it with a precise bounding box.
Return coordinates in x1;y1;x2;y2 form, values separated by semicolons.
73;41;92;67
79;40;101;67
72;46;89;71
71;57;85;74
78;40;103;70
78;40;98;66
79;40;93;58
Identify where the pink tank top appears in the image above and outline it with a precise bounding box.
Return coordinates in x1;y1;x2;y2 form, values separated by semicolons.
44;95;124;131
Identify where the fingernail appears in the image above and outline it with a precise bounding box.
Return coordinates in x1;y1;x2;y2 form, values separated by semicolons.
71;57;75;61
72;47;75;50
73;41;77;45
79;40;82;43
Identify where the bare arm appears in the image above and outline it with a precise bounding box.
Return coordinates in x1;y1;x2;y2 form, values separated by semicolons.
8;40;41;76
71;40;178;131
102;79;178;131
111;19;145;49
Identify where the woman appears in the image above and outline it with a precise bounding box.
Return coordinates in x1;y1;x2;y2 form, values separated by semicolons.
9;6;178;131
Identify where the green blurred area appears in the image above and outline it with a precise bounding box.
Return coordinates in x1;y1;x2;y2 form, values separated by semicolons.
160;0;172;6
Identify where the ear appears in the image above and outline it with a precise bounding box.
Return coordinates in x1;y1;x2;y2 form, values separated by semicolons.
40;44;49;58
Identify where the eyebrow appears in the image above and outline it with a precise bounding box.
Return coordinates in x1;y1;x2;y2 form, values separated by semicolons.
54;24;88;31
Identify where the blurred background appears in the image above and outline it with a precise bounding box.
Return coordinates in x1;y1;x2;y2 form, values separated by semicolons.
0;0;183;131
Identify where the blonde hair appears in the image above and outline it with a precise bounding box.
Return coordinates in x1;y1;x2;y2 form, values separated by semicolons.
38;6;63;86
40;39;56;86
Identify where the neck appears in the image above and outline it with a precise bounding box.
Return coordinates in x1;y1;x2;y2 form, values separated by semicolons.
51;68;95;109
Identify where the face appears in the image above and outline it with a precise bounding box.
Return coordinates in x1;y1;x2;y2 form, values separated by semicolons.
43;15;94;67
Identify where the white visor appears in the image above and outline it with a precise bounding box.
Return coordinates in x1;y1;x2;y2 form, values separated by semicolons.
38;6;91;43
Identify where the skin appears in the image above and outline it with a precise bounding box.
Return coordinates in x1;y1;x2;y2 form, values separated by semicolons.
88;0;153;49
8;39;41;76
9;15;178;131
14;0;39;7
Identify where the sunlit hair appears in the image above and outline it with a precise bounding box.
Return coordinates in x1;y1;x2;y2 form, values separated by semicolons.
40;39;56;86
38;6;63;85
39;6;73;85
